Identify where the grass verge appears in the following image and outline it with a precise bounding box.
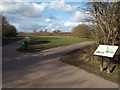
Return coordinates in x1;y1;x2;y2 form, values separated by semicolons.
2;35;24;46
17;36;90;52
59;44;119;83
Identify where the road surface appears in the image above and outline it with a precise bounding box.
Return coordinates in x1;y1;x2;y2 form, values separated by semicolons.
2;41;118;88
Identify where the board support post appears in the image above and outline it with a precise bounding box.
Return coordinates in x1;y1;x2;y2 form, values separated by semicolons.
107;58;111;73
100;56;103;71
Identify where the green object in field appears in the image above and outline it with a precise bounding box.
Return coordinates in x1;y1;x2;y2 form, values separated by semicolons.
22;41;27;49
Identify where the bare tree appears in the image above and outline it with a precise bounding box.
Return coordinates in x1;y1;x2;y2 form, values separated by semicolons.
85;2;119;45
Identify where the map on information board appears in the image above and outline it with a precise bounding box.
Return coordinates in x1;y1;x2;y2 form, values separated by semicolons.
94;45;119;58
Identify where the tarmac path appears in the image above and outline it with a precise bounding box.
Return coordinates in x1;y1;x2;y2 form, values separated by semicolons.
2;40;118;88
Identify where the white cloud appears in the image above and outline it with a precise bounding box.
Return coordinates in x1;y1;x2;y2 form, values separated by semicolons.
10;22;47;32
2;0;22;2
2;0;80;16
32;3;48;13
45;15;61;23
45;18;51;23
1;1;88;33
49;0;74;12
64;21;89;27
45;24;59;31
49;15;61;19
44;24;52;29
11;21;90;33
2;2;48;18
44;24;65;32
71;11;86;22
64;21;82;27
44;22;79;32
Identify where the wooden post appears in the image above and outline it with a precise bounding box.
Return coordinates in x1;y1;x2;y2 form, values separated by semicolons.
107;58;110;73
100;57;103;71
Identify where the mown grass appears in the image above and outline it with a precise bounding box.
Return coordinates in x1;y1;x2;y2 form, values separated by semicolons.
17;36;90;52
2;35;24;46
59;44;119;83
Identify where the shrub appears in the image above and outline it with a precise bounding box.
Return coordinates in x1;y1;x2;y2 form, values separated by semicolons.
82;45;99;64
2;16;17;38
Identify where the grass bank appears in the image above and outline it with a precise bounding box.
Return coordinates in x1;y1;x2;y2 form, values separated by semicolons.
59;44;119;83
18;36;90;52
2;35;24;46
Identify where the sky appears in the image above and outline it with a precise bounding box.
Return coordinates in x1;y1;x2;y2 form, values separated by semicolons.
1;0;91;32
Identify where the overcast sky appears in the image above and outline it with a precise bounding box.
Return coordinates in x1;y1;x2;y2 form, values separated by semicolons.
1;0;90;32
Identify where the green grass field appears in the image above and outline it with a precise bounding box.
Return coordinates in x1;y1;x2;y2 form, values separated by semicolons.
18;36;90;52
2;35;24;46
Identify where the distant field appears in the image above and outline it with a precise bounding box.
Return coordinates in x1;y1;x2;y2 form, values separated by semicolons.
2;35;24;46
18;36;90;52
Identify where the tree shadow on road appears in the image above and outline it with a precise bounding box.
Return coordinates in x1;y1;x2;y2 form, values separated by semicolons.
29;41;50;45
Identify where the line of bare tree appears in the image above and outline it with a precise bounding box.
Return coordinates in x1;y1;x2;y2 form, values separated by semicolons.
18;29;72;36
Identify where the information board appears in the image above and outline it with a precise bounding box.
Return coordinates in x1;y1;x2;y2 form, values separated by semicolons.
94;45;119;58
